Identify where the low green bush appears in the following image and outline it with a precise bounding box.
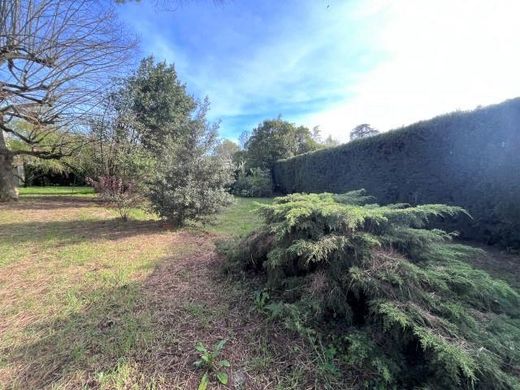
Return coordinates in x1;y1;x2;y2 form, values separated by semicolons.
222;191;520;389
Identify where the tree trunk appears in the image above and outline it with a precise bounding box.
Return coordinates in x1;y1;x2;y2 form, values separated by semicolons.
0;131;18;201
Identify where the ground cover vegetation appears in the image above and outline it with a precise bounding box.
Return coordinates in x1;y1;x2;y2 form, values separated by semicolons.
221;191;520;389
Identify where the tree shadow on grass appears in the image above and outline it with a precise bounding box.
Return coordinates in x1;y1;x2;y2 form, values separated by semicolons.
3;281;159;389
3;232;340;389
0;218;167;246
0;196;100;211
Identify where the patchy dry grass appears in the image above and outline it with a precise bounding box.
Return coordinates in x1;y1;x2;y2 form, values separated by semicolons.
2;191;518;389
0;191;335;389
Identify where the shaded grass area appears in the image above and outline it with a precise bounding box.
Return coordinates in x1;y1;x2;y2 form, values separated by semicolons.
463;241;520;290
0;189;328;389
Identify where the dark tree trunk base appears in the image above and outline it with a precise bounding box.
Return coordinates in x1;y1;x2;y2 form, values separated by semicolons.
0;151;18;201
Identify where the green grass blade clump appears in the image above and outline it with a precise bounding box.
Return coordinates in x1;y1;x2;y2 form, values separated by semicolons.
223;190;520;389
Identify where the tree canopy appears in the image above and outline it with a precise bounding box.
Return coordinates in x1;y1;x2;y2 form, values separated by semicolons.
123;57;197;152
350;123;380;141
244;119;321;170
0;0;133;200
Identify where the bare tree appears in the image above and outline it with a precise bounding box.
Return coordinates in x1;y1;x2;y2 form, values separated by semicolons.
0;0;134;200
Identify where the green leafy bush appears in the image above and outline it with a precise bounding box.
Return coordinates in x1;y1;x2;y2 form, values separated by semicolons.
223;191;520;389
147;101;233;226
273;98;520;249
231;167;273;197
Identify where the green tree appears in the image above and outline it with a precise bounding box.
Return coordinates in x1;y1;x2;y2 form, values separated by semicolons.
87;56;197;189
215;139;240;162
124;56;197;152
87;89;156;182
88;57;233;224
244;119;320;170
148;99;233;226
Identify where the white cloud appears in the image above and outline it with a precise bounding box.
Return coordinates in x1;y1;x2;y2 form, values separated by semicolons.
120;0;520;141
137;1;378;126
301;0;520;141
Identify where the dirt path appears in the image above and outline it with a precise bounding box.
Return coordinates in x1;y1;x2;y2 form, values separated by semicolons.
137;232;320;389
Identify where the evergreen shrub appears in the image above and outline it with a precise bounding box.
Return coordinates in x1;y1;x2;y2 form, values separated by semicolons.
223;191;520;388
231;167;273;197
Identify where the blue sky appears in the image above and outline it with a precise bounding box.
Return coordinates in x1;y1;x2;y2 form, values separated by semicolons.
116;0;520;142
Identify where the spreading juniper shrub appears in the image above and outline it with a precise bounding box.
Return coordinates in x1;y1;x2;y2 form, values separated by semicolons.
222;191;520;389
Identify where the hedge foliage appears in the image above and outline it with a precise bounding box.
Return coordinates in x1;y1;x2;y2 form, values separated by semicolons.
272;99;520;249
223;191;520;389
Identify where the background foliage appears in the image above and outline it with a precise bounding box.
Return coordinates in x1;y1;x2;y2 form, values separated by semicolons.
244;118;322;170
231;167;273;197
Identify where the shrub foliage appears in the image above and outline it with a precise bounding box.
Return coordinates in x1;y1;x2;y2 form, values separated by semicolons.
147;100;233;226
272;98;520;249
223;191;520;389
231;167;273;197
87;176;142;220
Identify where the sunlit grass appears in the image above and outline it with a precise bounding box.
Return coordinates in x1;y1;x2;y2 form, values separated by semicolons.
18;186;95;196
203;197;272;237
0;189;275;388
0;192;174;388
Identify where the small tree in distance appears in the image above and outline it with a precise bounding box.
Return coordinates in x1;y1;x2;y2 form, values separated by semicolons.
323;134;340;147
350;123;380;141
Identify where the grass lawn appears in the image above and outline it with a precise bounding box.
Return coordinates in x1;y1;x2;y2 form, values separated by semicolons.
18;186;95;197
2;189;517;389
203;197;271;237
0;189;333;389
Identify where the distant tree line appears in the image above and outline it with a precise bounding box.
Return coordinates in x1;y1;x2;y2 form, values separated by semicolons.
223;119;342;197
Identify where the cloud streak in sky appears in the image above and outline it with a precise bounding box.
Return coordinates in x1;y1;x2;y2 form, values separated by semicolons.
117;0;520;141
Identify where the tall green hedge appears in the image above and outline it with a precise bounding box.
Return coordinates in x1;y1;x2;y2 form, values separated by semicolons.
273;98;520;248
